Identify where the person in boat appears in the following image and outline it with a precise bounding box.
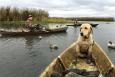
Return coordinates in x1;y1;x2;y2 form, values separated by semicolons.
74;19;78;25
25;15;36;31
25;15;42;31
26;15;33;28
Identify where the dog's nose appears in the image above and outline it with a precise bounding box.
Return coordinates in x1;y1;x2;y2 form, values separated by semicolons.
80;32;83;36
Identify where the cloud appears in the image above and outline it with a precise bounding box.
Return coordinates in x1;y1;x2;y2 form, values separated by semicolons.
0;0;115;17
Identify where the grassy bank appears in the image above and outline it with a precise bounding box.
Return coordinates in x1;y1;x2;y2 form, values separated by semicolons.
47;17;73;23
43;17;115;23
0;21;48;28
0;21;25;28
66;17;114;21
46;17;114;23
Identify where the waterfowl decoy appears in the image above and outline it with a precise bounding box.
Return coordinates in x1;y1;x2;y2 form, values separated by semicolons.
49;44;58;49
38;36;42;39
108;41;115;49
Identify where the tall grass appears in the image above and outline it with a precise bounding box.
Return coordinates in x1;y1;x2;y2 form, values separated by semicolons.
0;6;49;21
0;6;49;28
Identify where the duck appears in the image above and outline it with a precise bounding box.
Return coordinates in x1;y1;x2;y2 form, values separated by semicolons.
38;36;42;39
108;41;115;49
49;44;58;49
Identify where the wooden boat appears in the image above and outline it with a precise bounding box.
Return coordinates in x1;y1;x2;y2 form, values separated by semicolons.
0;26;68;36
47;25;68;32
39;41;115;77
67;23;98;27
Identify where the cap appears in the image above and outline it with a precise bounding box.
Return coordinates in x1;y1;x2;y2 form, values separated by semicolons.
28;15;32;17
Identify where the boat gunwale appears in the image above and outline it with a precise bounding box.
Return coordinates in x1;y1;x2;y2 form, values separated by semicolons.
39;41;115;77
39;42;76;77
92;42;115;76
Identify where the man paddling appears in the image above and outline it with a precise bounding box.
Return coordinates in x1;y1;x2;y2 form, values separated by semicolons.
26;15;33;28
25;14;36;31
25;15;46;32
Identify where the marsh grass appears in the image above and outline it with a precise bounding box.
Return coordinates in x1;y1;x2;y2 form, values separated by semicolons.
0;20;48;29
0;21;26;28
0;6;49;21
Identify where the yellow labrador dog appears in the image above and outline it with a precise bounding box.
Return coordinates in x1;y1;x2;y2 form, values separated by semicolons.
76;23;94;58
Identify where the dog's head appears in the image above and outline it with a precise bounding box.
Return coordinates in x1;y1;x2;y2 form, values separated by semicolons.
80;23;93;38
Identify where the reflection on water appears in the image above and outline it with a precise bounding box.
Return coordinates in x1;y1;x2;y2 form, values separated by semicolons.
24;36;41;51
0;22;115;77
24;36;43;59
25;36;34;51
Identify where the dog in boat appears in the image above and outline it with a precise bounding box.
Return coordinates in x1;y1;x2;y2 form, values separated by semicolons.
76;23;94;58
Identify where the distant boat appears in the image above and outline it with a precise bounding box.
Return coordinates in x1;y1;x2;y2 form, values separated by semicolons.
67;23;98;27
108;41;115;49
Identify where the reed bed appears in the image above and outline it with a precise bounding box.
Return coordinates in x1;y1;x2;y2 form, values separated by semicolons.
0;6;49;21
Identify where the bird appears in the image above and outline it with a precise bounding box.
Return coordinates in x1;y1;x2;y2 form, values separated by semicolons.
49;44;58;49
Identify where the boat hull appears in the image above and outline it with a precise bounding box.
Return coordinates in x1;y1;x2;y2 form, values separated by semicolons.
39;41;115;77
0;28;67;37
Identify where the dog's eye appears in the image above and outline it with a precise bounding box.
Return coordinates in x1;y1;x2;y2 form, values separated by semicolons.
85;27;88;29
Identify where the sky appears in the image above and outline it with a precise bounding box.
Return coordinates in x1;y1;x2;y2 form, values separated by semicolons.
0;0;115;17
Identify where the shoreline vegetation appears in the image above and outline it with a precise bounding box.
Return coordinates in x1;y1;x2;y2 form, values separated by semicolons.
47;17;114;23
0;7;114;28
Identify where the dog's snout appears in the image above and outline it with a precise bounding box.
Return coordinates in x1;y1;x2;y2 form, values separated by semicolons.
80;32;83;36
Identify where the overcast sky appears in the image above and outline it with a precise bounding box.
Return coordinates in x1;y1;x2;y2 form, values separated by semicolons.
0;0;115;17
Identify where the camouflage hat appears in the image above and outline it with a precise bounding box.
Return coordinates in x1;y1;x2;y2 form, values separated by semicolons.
28;15;32;17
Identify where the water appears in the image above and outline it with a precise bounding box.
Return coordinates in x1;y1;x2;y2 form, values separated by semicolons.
0;22;115;77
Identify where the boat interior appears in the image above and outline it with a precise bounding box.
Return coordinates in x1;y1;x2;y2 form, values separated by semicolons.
39;42;115;77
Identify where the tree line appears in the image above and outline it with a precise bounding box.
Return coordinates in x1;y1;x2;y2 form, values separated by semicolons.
0;6;49;21
66;17;114;21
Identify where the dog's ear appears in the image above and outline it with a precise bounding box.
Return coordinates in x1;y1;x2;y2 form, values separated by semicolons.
80;27;82;32
90;26;93;34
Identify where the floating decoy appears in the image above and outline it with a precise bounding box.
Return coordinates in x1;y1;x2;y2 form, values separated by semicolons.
38;36;42;39
49;44;58;49
108;41;115;49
